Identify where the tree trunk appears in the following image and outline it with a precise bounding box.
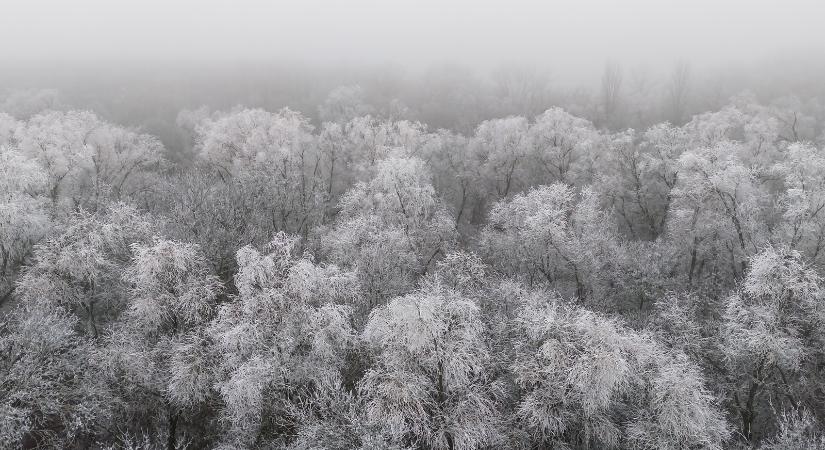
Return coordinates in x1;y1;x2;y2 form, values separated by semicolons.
86;302;98;339
167;409;178;450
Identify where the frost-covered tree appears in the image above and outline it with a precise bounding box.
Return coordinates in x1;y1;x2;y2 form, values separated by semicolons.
323;153;456;310
479;184;622;305
511;290;729;449
419;130;480;227
340;116;434;179
667;141;767;284
283;385;397;450
721;246;825;442
0;113;21;146
318;121;347;215
196;108;313;179
210;233;356;447
342;115;394;171
15;204;156;338
655;246;825;444
149;166;273;284
100;239;222;450
772;143;825;265
6;79;825;449
193;107;325;235
480;183;577;288
596;130;674;239
628;122;689;235
315;117;435;217
758;409;825;450
15;110;164;208
0;146;50;302
527;107;602;187
360;280;502;449
0;300;106;449
471;116;530;199
163;108;327;284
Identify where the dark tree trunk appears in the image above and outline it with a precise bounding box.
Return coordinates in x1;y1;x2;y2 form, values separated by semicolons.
167;409;178;450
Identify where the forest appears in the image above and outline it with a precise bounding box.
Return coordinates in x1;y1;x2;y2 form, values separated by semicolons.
2;58;825;450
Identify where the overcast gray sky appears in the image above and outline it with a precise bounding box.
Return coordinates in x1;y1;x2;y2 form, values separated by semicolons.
2;0;823;82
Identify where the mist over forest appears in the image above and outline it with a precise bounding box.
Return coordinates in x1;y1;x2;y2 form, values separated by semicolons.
3;54;825;157
3;1;825;449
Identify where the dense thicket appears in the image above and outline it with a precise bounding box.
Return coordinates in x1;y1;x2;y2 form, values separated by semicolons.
2;79;825;449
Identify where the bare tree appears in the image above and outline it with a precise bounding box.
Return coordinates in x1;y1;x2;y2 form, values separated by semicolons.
666;60;692;124
492;64;553;117
600;61;624;128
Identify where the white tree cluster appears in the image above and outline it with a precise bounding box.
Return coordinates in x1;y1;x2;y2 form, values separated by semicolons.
2;88;825;449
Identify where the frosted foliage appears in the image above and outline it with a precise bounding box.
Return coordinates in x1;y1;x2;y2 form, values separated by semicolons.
593;127;682;240
0;196;49;271
745;246;822;305
124;239;221;333
324;154;456;304
211;232;356;445
0;302;101;449
723;247;823;377
0;147;50;287
773;143;825;258
0;147;47;195
642;122;688;164
15;110;164;205
6;86;825;449
0;113;21;145
667;140;766;280
341;116;431;170
682;99;781;154
337;154;443;225
285;387;399;450
93;237;222;439
480;183;575;278
529;107;601;184
165;331;215;407
191;107;327;236
512;293;727;449
360;283;500;449
759;410;825;450
683;107;750;146
16;111;98;189
14;204;155;340
196;108;314;176
344;116;393;167
25;204;153;288
471;116;529;197
432;251;486;292
480;184;621;302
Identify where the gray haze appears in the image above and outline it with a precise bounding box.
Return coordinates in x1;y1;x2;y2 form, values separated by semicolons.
2;0;824;83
